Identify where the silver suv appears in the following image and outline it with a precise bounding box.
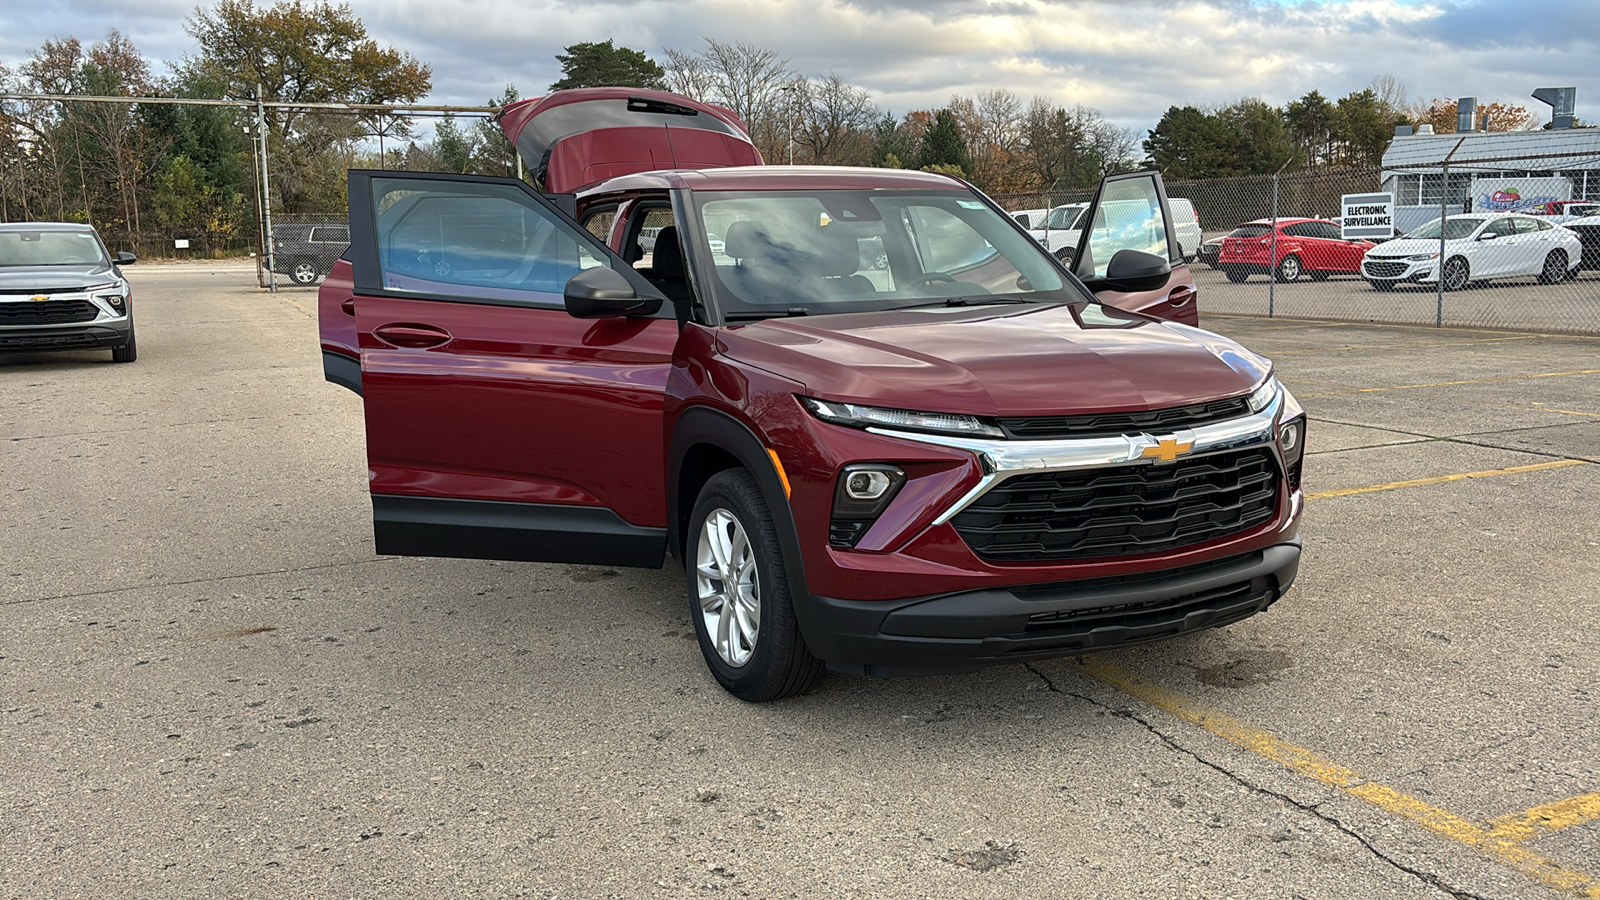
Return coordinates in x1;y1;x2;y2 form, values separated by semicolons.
0;222;137;362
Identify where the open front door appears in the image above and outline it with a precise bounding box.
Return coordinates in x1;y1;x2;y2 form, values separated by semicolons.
345;170;676;567
1071;171;1199;326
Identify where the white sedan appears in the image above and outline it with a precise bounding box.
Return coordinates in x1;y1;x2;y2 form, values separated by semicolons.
1360;213;1582;291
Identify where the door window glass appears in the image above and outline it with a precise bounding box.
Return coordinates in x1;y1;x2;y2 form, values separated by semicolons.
632;208;676;269
1511;216;1539;234
1482;218;1517;239
1283;222;1318;238
1082;177;1173;276
370;177;607;304
582;208;616;242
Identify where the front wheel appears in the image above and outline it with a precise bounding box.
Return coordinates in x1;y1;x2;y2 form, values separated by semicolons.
1366;280;1395;292
1538;249;1568;285
1224;268;1249;283
1053;247;1076;268
111;324;137;363
1441;256;1469;292
687;469;823;702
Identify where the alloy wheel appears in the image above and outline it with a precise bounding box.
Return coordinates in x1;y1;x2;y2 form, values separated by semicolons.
1442;258;1469;292
695;507;761;667
292;262;319;284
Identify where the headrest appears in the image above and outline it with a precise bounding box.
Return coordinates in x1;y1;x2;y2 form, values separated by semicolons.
653;225;684;278
722;220;774;260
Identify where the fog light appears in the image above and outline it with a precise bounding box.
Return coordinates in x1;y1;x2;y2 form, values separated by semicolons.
846;469;892;500
104;295;126;311
1279;421;1300;454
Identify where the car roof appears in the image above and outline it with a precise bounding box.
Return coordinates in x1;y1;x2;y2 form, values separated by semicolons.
0;222;97;233
1240;217;1318;226
578;165;969;196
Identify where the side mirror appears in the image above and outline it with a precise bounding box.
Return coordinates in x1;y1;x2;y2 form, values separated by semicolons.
563;267;663;319
115;251;137;265
1097;249;1171;293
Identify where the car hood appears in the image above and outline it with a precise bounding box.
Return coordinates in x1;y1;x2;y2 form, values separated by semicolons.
719;303;1271;417
0;264;121;293
1366;238;1462;257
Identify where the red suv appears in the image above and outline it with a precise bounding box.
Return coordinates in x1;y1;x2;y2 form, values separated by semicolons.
1218;218;1374;283
319;89;1305;700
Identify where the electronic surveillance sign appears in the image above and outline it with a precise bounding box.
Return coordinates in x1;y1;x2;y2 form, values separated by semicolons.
1342;192;1395;240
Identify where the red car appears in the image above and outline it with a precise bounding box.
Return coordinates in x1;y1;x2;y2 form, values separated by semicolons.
319;88;1305;700
1217;218;1374;283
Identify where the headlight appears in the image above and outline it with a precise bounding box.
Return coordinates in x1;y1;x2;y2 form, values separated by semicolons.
1406;253;1439;261
802;397;1004;438
84;281;121;292
1245;376;1280;413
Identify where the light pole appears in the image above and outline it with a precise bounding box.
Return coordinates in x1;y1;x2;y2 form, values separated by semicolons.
780;82;802;165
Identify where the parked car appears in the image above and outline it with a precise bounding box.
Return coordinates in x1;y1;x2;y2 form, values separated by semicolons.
1024;203;1089;263
0;222;138;362
1563;213;1600;270
1529;200;1600;223
1218;218;1374;283
271;223;350;285
1169;198;1203;262
1009;208;1048;230
1360;212;1582;291
1197;234;1226;269
320;87;1304;702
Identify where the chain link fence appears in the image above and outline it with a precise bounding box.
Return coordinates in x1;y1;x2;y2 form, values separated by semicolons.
995;135;1600;335
260;213;349;290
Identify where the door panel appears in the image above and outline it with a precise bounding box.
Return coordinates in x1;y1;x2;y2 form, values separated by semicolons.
346;170;675;566
1071;171;1198;325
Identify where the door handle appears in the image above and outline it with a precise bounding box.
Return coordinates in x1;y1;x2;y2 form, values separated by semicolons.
374;322;452;349
1167;285;1196;307
340;298;355;316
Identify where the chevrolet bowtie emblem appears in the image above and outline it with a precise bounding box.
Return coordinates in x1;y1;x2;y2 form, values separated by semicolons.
1141;437;1194;463
31;294;49;302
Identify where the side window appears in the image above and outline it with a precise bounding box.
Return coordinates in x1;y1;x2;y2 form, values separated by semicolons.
312;226;350;244
1316;222;1344;240
1484;218;1517;238
370;176;607;304
1512;217;1539;234
1283;222;1318;238
582;208;617;243
1082;176;1174;276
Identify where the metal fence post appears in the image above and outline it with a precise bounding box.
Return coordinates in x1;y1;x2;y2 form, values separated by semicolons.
258;85;276;293
1437;138;1465;328
1268;168;1281;317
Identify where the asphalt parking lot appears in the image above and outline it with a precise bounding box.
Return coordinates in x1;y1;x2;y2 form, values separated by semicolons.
3;263;1597;900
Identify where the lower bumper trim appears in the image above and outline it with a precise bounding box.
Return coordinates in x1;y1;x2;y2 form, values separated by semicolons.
802;542;1301;677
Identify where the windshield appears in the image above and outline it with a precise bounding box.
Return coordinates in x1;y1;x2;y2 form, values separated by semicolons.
0;230;109;267
1043;205;1085;230
691;189;1077;317
1407;217;1484;240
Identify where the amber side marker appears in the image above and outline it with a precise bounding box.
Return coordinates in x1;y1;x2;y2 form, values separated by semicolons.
766;449;791;498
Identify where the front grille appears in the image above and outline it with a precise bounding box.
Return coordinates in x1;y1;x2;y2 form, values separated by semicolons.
952;448;1279;562
997;396;1250;440
0;331;103;349
0;299;99;326
1364;261;1408;278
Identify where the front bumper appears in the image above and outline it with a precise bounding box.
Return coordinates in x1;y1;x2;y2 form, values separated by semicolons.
0;320;131;350
807;541;1300;676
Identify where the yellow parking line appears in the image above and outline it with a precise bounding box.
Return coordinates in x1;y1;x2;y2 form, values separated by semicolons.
1076;658;1600;898
1305;459;1589;500
1298;368;1600;398
1487;792;1600;848
1269;335;1547;355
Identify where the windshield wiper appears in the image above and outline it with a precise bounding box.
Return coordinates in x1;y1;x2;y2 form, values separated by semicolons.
892;296;1038;311
723;307;812;322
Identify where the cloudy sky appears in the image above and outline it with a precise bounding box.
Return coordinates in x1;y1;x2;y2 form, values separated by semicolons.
2;0;1596;134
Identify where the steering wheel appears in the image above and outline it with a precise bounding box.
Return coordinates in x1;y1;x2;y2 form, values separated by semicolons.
909;272;957;287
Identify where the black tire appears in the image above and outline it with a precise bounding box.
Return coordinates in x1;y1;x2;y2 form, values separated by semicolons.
1053;247;1076;268
1308;270;1330;282
111;323;137;363
686;469;823;702
290;258;321;285
1441;256;1469;292
1366;280;1395;292
1538;250;1568;285
1274;255;1302;283
1224;268;1249;283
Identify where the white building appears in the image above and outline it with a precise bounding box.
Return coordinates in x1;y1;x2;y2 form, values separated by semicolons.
1380;128;1600;232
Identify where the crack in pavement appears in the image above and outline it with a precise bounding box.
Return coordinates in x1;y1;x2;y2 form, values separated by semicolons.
1025;662;1497;900
1;557;401;607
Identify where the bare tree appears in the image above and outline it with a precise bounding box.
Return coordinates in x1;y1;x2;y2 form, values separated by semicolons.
794;74;877;165
661;49;717;101
661;39;796;161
